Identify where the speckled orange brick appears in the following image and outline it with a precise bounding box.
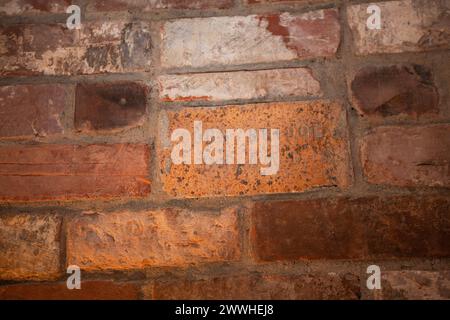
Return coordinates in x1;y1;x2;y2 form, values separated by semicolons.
158;100;351;198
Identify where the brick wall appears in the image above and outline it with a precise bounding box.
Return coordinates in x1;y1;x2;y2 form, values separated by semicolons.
0;0;449;300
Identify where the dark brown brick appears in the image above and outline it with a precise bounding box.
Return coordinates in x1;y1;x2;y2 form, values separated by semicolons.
0;144;150;202
251;196;450;262
0;84;71;138
361;125;450;187
147;273;360;300
0;281;140;300
350;65;439;118
75;82;148;132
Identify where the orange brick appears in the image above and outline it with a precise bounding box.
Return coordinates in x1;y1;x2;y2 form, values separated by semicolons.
158;101;351;198
67;208;240;271
0;144;150;202
0;214;61;280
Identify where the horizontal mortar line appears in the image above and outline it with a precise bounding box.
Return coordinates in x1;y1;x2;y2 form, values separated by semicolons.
159;96;327;108
84;3;340;22
348;48;450;61
159;59;338;75
362;119;450;130
157;65;324;76
1;188;449;213
0;73;153;85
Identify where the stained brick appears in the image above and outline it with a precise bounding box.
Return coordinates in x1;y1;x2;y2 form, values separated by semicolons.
373;271;450;300
361;125;450;187
159;68;321;102
0;144;150;202
246;0;327;3
161;9;340;68
66;208;240;271
75;82;148;132
0;84;70;138
0;214;61;280
88;0;234;11
350;65;439;118
0;0;71;15
147;273;360;300
0;281;140;300
158;101;350;198
0;22;152;76
347;0;450;55
251;196;450;261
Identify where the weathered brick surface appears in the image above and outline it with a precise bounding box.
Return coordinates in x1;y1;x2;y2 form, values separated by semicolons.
347;0;450;55
67;208;240;271
0;214;61;280
75;82;148;132
158;101;350;198
0;22;152;76
251;196;450;261
159;68;321;102
0;281;140;300
0;0;71;15
88;0;234;11
361;125;450;187
246;0;328;3
350;65;439;118
147;273;360;300
161;9;340;68
0;144;150;202
0;84;70;138
373;271;450;300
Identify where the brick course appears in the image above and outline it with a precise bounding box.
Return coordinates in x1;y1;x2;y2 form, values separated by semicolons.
0;0;449;301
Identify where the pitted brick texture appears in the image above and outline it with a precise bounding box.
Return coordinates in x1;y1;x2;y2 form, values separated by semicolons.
158;101;351;198
0;214;61;280
67;208;240;270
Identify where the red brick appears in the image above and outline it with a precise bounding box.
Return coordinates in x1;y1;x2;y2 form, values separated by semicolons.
0;281;140;300
0;0;71;15
88;0;234;11
361;125;450;187
0;84;71;138
251;196;450;262
159;68;321;102
161;9;340;68
0;22;152;76
0;214;61;280
370;271;450;300
75;82;148;132
0;144;150;202
158;101;351;198
347;0;450;55
147;273;360;300
350;65;439;118
66;208;240;271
